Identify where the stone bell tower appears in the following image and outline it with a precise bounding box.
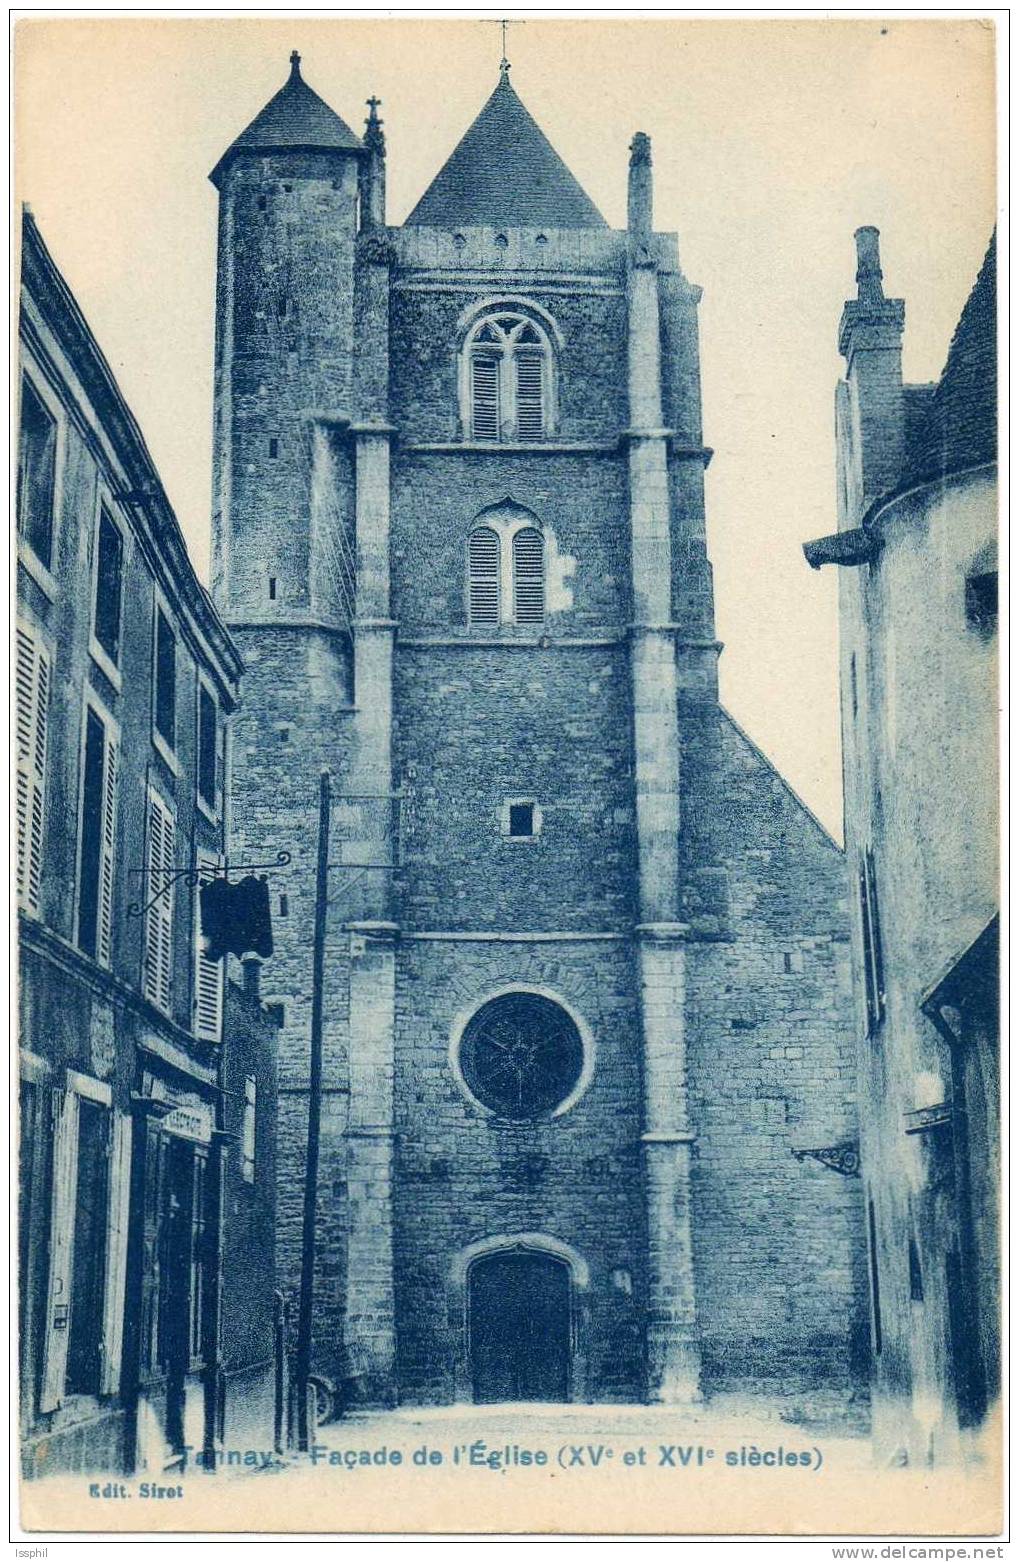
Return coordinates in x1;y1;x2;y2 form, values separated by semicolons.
211;52;863;1414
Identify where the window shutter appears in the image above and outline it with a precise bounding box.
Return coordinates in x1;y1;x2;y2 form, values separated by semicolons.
39;1087;80;1412
99;1111;132;1396
471;354;500;441
515;351;545;440
144;791;175;1014
468;527;501;625
97;734;118;968
194;853;223;1043
15;625;50;914
512;528;546;625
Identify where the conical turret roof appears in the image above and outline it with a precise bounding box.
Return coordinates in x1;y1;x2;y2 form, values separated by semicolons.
405;69;605;229
211;52;363;185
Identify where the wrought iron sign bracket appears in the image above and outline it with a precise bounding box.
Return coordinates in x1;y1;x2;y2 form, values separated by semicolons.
127;851;292;920
791;1142;860;1177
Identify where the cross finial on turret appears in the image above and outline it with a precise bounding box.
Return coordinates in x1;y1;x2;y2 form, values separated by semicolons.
289;49;302;77
364;95;385;153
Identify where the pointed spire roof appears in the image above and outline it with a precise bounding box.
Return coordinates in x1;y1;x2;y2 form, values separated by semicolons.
405;68;606;229
211;52;364;185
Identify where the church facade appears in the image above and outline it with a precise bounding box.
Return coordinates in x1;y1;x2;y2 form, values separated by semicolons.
211;54;865;1409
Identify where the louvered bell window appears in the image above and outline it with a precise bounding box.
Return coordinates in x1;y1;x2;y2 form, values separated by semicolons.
468;526;501;625
464;313;554;443
514;322;546;440
471;354;500;441
512;528;545;625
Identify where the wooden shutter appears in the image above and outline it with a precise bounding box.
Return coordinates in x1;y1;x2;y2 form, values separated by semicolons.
512;527;545;625
471;354;500;441
39;1087;80;1412
15;624;50;914
194;853;223;1042
99;1111;132;1396
468;527;501;625
515;351;545;440
96;731;118;968
144;790;175;1014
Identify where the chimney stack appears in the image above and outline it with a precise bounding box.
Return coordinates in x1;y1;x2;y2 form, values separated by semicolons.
837;226;906;514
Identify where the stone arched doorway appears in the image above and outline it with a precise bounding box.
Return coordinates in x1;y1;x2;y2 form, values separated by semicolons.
450;1234;590;1403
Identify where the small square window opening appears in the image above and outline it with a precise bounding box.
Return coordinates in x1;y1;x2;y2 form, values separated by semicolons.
509;802;535;838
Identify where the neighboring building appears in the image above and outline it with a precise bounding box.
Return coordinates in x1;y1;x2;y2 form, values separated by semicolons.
804;231;998;1462
219;963;283;1458
213;55;865;1411
16;211;279;1477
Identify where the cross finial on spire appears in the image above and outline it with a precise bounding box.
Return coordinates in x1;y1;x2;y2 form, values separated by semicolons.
497;18;515;80
289;49;302;77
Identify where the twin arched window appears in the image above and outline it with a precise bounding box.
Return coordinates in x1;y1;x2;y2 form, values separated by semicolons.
465;313;554;443
468;513;546;627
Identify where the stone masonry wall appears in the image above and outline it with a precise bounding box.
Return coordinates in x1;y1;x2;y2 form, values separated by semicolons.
392;937;646;1403
686;712;867;1405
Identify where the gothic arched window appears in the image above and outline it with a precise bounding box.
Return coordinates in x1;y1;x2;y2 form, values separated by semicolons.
462;312;555;443
467;507;547;628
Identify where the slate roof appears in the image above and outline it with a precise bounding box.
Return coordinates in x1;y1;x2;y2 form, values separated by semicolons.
907;233;997;485
405;70;606;229
211;53;363;185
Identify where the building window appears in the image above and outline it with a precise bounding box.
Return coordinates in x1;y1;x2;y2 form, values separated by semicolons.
144;788;176;1015
241;1077;256;1183
64;1099;110;1397
462;311;555;442
502;798;542;840
859;848;886;1036
15;622;51;915
17;376;57;570
92;507;124;669
193;853;223;1043
197;683;218;813
965;570;997;635
456;991;586;1121
467;509;547;628
509;802;535;838
77;702;118;967
153;606;177;753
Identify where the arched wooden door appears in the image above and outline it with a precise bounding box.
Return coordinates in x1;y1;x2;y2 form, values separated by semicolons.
468;1248;571;1403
